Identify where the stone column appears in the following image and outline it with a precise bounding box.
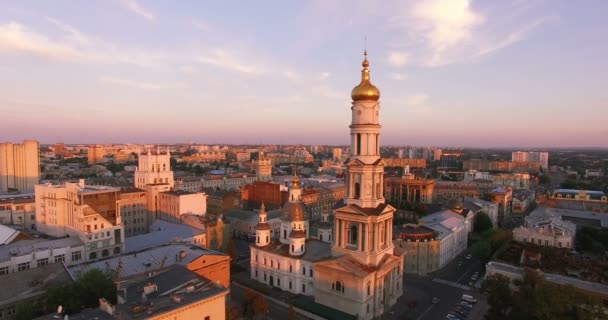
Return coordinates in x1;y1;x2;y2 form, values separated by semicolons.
358;222;363;251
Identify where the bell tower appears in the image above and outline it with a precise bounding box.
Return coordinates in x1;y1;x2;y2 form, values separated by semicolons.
332;51;395;267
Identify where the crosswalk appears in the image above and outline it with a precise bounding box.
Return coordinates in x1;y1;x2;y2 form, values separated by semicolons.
432;278;470;291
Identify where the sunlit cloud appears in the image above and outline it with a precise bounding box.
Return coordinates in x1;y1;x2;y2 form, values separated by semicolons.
387;51;408;67
475;16;554;57
391;73;406;81
319;72;330;80
99;76;183;90
283;70;299;80
120;0;156;22
197;49;263;75
404;94;429;106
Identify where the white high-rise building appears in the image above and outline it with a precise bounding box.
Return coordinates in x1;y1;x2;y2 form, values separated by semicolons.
511;151;529;163
0;140;40;193
135;149;174;189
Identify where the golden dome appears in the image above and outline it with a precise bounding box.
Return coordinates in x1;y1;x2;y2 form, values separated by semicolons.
446;198;464;212
351;51;380;102
291;174;300;189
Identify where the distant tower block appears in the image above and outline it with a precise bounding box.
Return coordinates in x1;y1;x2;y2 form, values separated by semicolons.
253;151;272;181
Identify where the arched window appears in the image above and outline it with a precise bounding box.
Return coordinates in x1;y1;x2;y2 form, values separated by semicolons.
379;223;385;246
266;235;269;242
291;244;294;252
283;230;287;239
367;281;371;296
300;244;304;251
333;281;344;293
356;133;361;155
257;236;260;244
355;183;361;199
290;265;293;272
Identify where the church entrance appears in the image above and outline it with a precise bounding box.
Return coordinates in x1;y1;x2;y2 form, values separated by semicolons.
269;275;274;287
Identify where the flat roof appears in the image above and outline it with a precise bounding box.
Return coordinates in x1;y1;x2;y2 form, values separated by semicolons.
0;263;73;306
0;237;84;262
116;265;228;319
69;243;224;280
125;220;204;253
528;207;608;228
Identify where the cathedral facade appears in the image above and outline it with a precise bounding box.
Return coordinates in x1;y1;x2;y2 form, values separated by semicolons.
250;51;405;319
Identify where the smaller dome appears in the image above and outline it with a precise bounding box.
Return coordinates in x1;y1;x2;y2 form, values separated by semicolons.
256;223;271;231
446;198;464;212
290;229;306;239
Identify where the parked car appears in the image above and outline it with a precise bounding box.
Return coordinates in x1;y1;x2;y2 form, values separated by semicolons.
432;297;440;304
465;254;472;260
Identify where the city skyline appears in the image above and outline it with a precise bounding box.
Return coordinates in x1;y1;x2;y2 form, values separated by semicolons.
1;0;607;147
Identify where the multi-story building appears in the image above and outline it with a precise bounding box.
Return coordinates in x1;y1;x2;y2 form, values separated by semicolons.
134;150;174;189
300;183;346;221
542;189;608;212
225;207;283;238
0;140;40;193
332;148;342;161
158;190;207;223
252;152;273;181
528;151;549;170
181;151;227;162
464;170;531;190
384;158;427;169
35;180;125;260
251;53;405;319
513;216;575;248
439;153;460;169
432;181;480;203
384;165;434;205
0;237;86;276
512;189;535;214
486;186;513;226
0;194;36;230
463;197;499;227
419;200;471;268
204;188;241;215
175;175;258;192
118;188;148;237
511;151;529;163
241;181;287;208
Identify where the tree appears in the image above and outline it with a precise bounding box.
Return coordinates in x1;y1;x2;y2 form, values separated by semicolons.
75;268;117;307
473;240;492;261
475;212;493;234
483;274;513;320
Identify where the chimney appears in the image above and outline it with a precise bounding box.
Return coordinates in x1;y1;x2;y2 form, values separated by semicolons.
99;298;115;316
143;283;158;296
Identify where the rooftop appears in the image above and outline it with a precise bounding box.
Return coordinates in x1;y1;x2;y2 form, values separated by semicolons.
34;309;114;320
0;263;73;306
0;237;84;262
225;208;283;224
116;265;228;320
0;224;20;245
528;207;608;228
0;194;35;205
253;239;332;262
125;220;204;253
161;190;200;196
69;243;224;281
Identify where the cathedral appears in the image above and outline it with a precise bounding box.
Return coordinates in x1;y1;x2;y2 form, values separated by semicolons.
250;51;405;319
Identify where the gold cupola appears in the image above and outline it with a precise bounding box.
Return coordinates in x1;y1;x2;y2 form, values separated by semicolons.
351;50;380;102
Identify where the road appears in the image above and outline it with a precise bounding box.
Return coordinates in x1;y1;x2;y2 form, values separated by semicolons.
386;247;487;320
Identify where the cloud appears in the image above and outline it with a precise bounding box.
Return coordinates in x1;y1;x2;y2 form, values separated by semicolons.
121;0;156;22
475;16;553;57
186;19;210;32
0;22;90;61
283;70;299;80
404;94;429;106
319;72;330;80
387;51;408;67
391;73;406;81
0;20;168;67
99;76;182;90
197;49;263;75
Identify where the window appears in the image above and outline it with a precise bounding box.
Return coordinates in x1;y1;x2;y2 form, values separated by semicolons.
333;281;344;293
204;316;210;320
309;269;313;277
18;262;30;272
278;262;280;270
349;224;358;245
0;266;8;275
264;274;267;281
367;304;370;313
264;257;267;265
289;281;292;289
271;260;274;267
54;254;65;263
302;284;306;293
302;267;306;275
355;183;361;199
367;281;371;296
290;265;293;272
37;258;49;267
356;133;361;155
278;278;281;286
255;270;258;277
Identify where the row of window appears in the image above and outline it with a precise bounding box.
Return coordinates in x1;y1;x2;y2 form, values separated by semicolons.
255;270;307;293
256;256;314;277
